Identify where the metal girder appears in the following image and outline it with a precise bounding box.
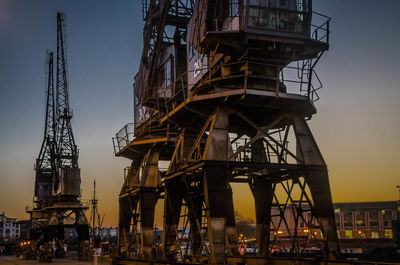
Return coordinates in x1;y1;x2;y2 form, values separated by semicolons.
117;147;162;259
114;0;339;263
30;12;89;261
116;104;340;262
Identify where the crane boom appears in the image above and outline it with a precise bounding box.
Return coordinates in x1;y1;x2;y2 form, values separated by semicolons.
54;11;80;196
34;50;56;200
55;11;78;169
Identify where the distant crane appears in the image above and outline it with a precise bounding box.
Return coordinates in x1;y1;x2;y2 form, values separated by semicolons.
27;11;89;262
90;180;105;240
396;185;400;247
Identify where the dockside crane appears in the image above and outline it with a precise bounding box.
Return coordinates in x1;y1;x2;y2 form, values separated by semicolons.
27;11;89;262
113;0;341;264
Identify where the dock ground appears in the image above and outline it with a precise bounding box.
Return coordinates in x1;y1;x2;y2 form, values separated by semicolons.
0;255;111;265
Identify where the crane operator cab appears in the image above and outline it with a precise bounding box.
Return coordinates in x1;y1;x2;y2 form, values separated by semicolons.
187;0;330;100
133;43;186;131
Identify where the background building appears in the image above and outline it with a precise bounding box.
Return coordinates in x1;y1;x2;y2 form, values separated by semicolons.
0;212;21;243
334;201;397;240
266;201;399;254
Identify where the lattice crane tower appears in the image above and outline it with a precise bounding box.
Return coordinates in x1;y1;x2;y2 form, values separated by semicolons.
27;12;89;261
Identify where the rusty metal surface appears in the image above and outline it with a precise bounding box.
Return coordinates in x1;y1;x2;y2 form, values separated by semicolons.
113;0;339;263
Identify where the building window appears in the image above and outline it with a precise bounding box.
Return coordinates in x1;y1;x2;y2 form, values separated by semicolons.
356;209;365;227
371;231;379;239
165;58;172;88
334;209;341;227
343;210;353;227
382;209;392;227
247;1;307;33
344;230;353;239
230;0;239;17
299;217;305;227
384;230;393;239
357;230;366;239
369;210;379;227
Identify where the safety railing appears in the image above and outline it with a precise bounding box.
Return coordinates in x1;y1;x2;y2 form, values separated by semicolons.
197;3;330;45
311;11;331;44
113;123;134;154
137;58;324;117
116;58;325;152
113;118;173;154
142;0;193;21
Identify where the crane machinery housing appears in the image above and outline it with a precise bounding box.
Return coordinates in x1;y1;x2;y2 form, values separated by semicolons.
26;11;89;262
113;0;339;264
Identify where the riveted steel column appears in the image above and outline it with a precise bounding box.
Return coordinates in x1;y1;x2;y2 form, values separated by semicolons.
138;149;160;259
118;196;132;256
250;138;273;257
163;179;184;258
118;158;141;257
204;167;228;264
139;191;159;259
291;113;340;258
187;196;203;258
204;105;236;263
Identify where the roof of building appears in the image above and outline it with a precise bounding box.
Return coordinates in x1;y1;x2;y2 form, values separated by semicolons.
333;201;397;209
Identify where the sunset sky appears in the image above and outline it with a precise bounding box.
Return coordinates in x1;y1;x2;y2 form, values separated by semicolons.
0;0;399;227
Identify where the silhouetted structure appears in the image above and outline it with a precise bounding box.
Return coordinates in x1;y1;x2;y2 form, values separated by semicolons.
113;0;338;264
26;12;89;261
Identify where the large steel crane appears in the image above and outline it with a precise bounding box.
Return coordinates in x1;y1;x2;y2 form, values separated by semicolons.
27;11;89;262
114;1;341;264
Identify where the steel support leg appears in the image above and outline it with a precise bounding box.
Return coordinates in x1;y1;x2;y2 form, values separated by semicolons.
203;106;236;263
118;196;132;257
291;113;340;258
139;190;158;259
204;167;235;264
163;179;184;258
253;178;273;257
250;138;273;257
187;198;203;258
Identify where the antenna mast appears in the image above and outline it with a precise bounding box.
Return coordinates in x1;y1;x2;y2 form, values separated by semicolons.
90;180;99;238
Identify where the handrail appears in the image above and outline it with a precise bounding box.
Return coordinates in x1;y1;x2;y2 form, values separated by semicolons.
201;5;331;45
137;59;323;119
114;7;330;155
312;11;331;20
311;12;331;44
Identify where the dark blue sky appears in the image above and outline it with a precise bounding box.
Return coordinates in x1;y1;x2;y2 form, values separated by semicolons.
0;0;144;224
0;0;399;225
